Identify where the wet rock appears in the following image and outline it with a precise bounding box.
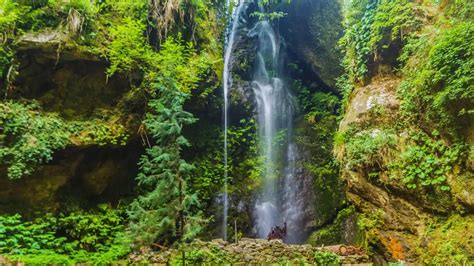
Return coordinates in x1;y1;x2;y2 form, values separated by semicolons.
339;76;400;132
281;0;344;88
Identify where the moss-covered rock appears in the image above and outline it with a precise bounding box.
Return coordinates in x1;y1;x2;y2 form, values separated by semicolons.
336;1;473;262
1;38;143;212
307;206;358;246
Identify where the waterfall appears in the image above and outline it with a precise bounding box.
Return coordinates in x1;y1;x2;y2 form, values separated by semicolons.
281;142;306;243
222;2;309;243
222;0;245;241
250;20;297;239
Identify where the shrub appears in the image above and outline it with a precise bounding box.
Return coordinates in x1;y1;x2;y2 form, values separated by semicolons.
313;251;340;266
106;17;152;77
340;0;419;84
0;206;130;264
399;22;474;137
393;130;462;191
342;127;397;169
0;101;71;179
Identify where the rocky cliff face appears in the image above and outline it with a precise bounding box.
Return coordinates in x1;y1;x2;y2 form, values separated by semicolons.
335;1;473;263
281;0;344;88
338;74;474;263
0;31;143;213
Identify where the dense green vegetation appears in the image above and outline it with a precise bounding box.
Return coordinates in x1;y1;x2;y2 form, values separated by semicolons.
0;205;129;264
337;0;473;262
0;101;128;179
0;0;222;263
128;38;206;246
338;0;473;191
0;0;472;264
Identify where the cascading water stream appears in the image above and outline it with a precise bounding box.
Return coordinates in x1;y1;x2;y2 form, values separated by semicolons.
281;142;306;243
222;0;245;241
250;20;296;239
222;1;311;243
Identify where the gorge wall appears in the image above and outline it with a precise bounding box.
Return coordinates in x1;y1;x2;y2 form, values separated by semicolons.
333;0;473;264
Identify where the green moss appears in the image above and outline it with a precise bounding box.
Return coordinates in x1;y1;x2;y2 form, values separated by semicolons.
356;209;385;256
307;206;356;246
418;215;474;264
339;0;419;85
399;22;474;139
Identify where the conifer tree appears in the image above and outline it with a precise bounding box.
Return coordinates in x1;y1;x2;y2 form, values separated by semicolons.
128;38;204;247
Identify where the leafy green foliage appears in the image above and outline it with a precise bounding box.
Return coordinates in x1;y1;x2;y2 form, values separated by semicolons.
250;11;287;21
258;0;291;7
0;206;129;264
0;1;26;85
339;0;419;85
393;130;462;191
0;0;29;36
69;120;129;146
341;127;397;169
152;37;209;94
356;209;385;255
185;113;260;237
251;0;290;21
419;215;473;265
296;88;339;169
293;84;345;228
0;101;70;179
0;101;130;179
367;0;419;53
336;0;473;262
0;214;64;254
106;17;152;77
128;84;203;246
313;251;340;266
399;22;474;137
189;144;225;204
0;0;222;258
338;124;463;192
57;204;126;251
0;0;99;40
308;206;356;246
